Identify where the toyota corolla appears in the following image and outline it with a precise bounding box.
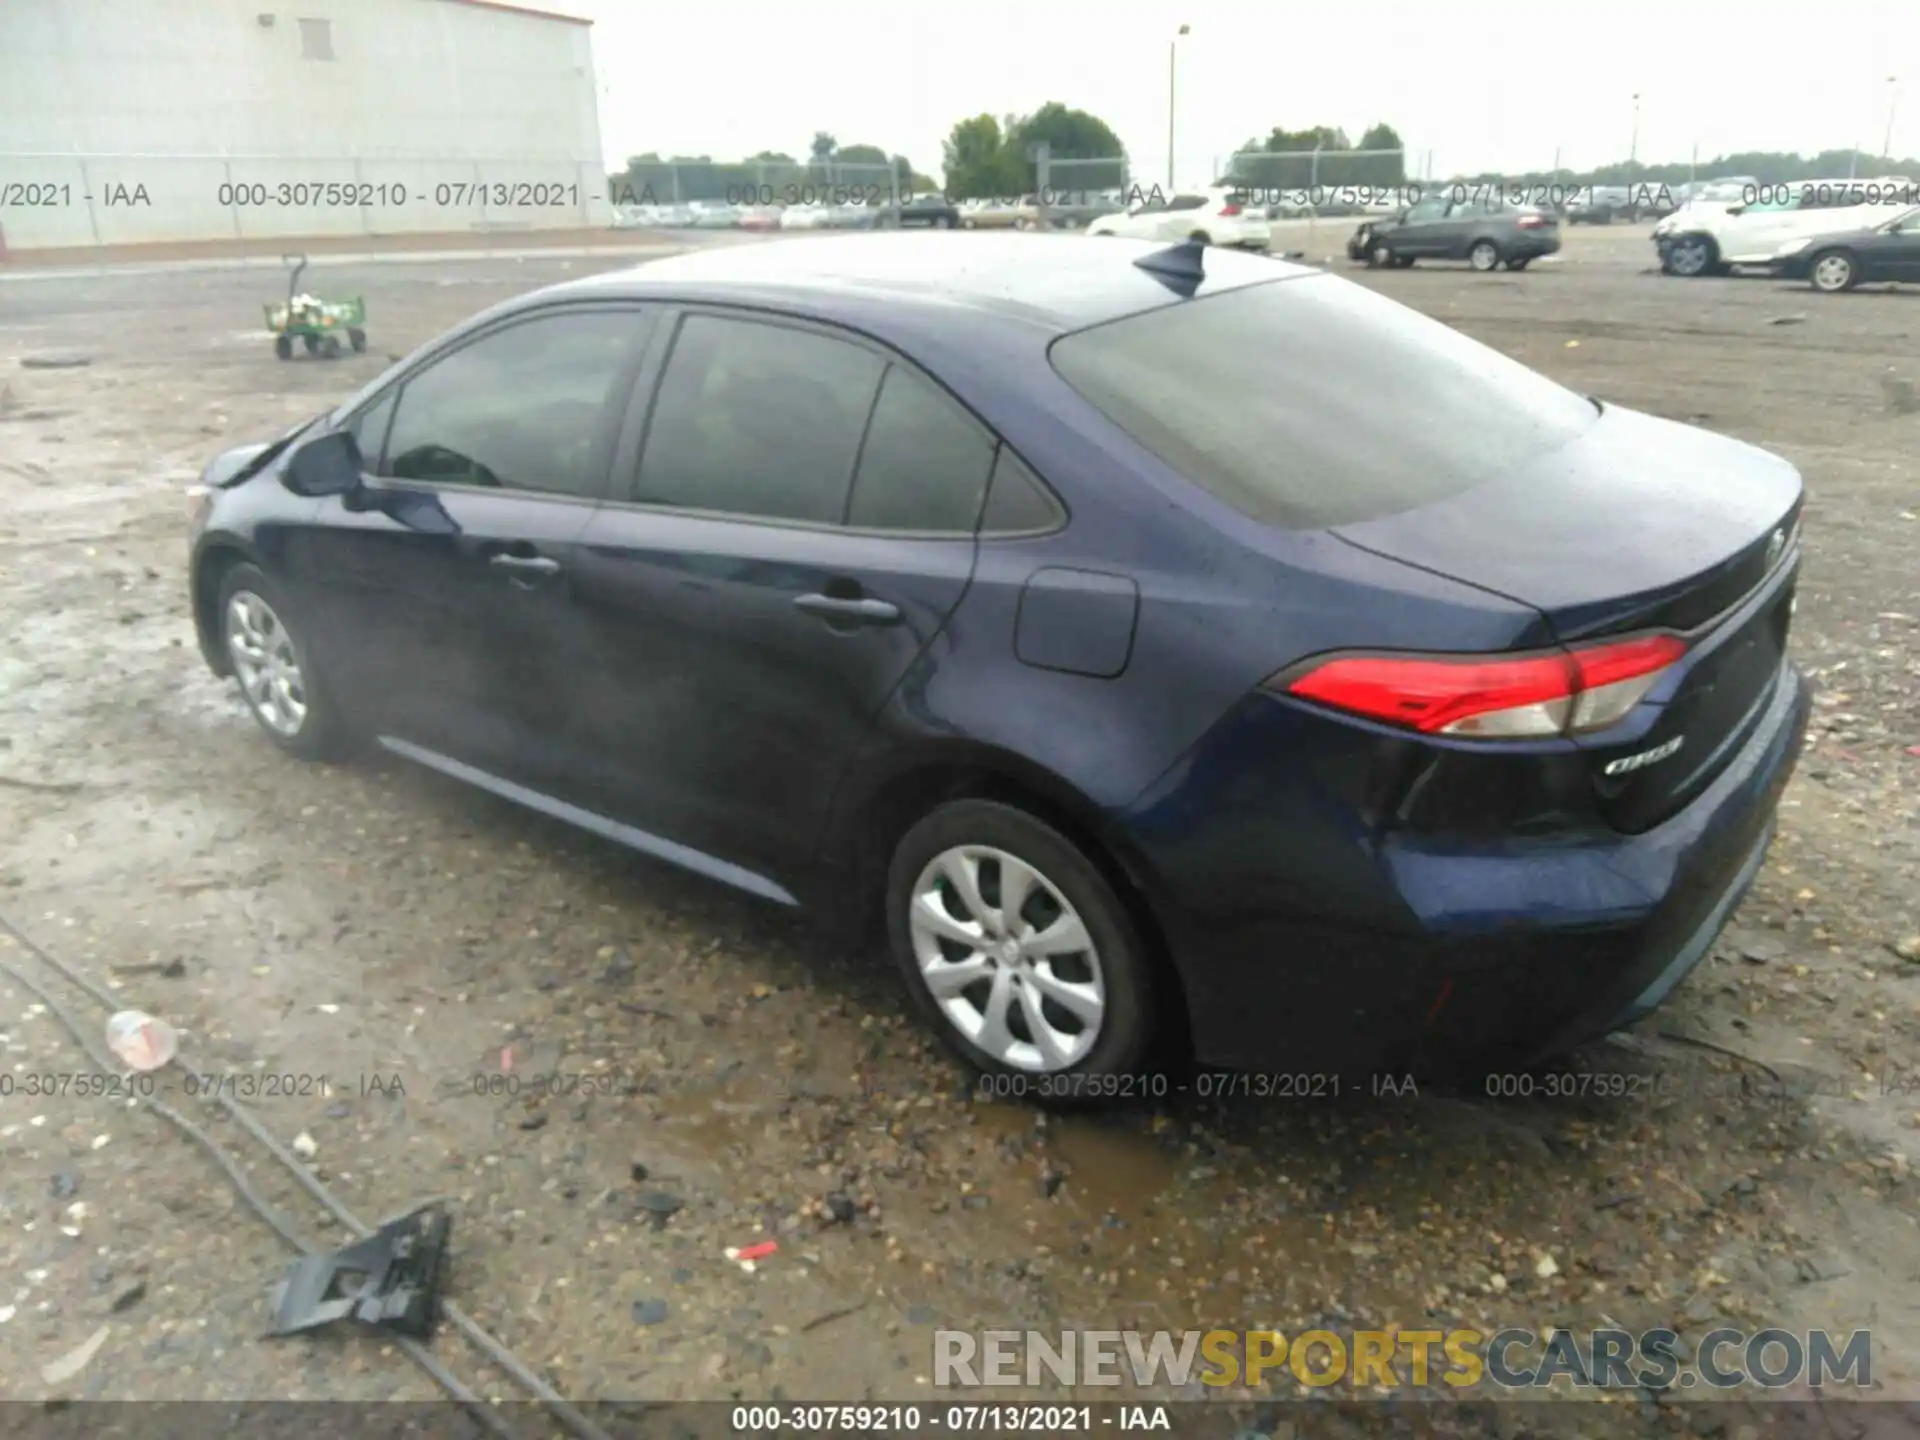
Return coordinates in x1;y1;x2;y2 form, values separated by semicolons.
186;233;1812;1094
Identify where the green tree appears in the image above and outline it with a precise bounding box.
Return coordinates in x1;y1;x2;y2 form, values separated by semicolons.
1355;124;1406;185
943;104;1128;198
942;114;1018;198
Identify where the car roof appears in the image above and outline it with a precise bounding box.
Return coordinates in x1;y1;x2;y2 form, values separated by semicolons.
542;232;1317;338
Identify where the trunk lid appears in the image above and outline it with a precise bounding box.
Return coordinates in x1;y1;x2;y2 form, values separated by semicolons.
1333;404;1803;831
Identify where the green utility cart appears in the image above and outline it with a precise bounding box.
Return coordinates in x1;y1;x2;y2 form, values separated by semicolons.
265;253;367;360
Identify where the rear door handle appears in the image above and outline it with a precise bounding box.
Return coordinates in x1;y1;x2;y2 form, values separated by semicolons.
489;552;563;589
489;553;561;577
793;593;900;626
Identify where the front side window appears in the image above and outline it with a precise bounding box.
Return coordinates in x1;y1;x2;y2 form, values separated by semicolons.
381;310;643;498
344;389;396;468
634;315;885;525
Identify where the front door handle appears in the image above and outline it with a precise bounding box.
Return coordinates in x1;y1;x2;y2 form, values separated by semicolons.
793;593;900;626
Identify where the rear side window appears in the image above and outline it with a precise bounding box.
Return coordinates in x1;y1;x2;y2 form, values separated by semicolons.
636;315;884;524
844;366;995;532
979;449;1064;534
1049;275;1596;529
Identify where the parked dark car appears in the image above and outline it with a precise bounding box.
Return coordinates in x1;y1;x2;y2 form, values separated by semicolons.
890;193;960;229
1350;196;1562;271
1038;189;1126;229
1564;186;1631;225
188;233;1809;1095
1768;205;1920;291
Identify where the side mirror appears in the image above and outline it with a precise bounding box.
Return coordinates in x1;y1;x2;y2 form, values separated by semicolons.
1724;204;1745;217
283;428;364;498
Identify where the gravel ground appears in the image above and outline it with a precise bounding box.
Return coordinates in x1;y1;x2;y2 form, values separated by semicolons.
0;224;1916;1432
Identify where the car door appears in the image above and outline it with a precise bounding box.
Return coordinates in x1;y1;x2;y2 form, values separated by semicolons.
1857;208;1920;281
1118;196;1169;238
283;305;656;787
1885;209;1920;281
1733;188;1852;261
1390;196;1450;255
1160;193;1211;241
567;309;994;896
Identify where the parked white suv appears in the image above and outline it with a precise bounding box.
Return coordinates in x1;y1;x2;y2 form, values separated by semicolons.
1087;186;1271;250
1654;180;1902;276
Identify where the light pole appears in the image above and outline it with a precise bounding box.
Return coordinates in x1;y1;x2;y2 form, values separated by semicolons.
1168;24;1189;191
1884;75;1900;162
1629;92;1641;168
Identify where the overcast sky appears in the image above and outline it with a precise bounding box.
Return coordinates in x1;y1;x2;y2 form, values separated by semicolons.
556;0;1912;182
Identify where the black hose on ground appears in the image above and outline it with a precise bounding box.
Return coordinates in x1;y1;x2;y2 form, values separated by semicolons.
0;908;623;1440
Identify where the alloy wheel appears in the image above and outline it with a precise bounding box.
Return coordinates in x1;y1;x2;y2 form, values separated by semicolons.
1667;237;1712;276
1811;253;1854;293
1469;240;1500;271
225;590;308;737
906;845;1106;1072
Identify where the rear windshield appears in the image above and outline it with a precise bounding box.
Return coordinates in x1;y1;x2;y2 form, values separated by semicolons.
1048;274;1596;529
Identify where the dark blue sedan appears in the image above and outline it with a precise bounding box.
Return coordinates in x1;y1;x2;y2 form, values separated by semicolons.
187;233;1812;1093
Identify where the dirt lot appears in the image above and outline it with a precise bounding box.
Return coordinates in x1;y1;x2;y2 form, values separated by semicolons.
1;224;1916;1431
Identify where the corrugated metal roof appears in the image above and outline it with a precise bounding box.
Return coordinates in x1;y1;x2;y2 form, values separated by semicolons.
438;0;592;27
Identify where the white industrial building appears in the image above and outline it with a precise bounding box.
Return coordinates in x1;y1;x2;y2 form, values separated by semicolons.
0;0;609;252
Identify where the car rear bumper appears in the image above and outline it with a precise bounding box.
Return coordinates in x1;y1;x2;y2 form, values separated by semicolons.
1508;232;1561;259
1113;660;1812;1079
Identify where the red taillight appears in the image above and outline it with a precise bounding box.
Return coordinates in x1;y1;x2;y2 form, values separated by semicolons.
1275;634;1688;739
1219;201;1243;216
1517;214;1546;229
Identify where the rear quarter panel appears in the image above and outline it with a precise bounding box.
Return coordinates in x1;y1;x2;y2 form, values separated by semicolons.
824;338;1555;850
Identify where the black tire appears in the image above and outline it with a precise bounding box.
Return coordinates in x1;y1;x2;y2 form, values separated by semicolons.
214;562;350;761
274;334;293;361
348;327;367;353
1508;257;1531;271
1188;230;1211;246
302;333;320;355
886;799;1158;1103
1368;241;1395;268
1468;238;1501;272
1395;255;1417;268
321;334;343;360
1808;248;1857;293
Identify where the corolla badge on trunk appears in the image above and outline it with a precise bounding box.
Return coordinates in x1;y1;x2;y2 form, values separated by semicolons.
1604;734;1685;777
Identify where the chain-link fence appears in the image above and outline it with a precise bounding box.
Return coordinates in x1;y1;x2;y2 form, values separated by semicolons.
1216;147;1408;199
0;151;612;252
605;156;1139;232
612;158;906;209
